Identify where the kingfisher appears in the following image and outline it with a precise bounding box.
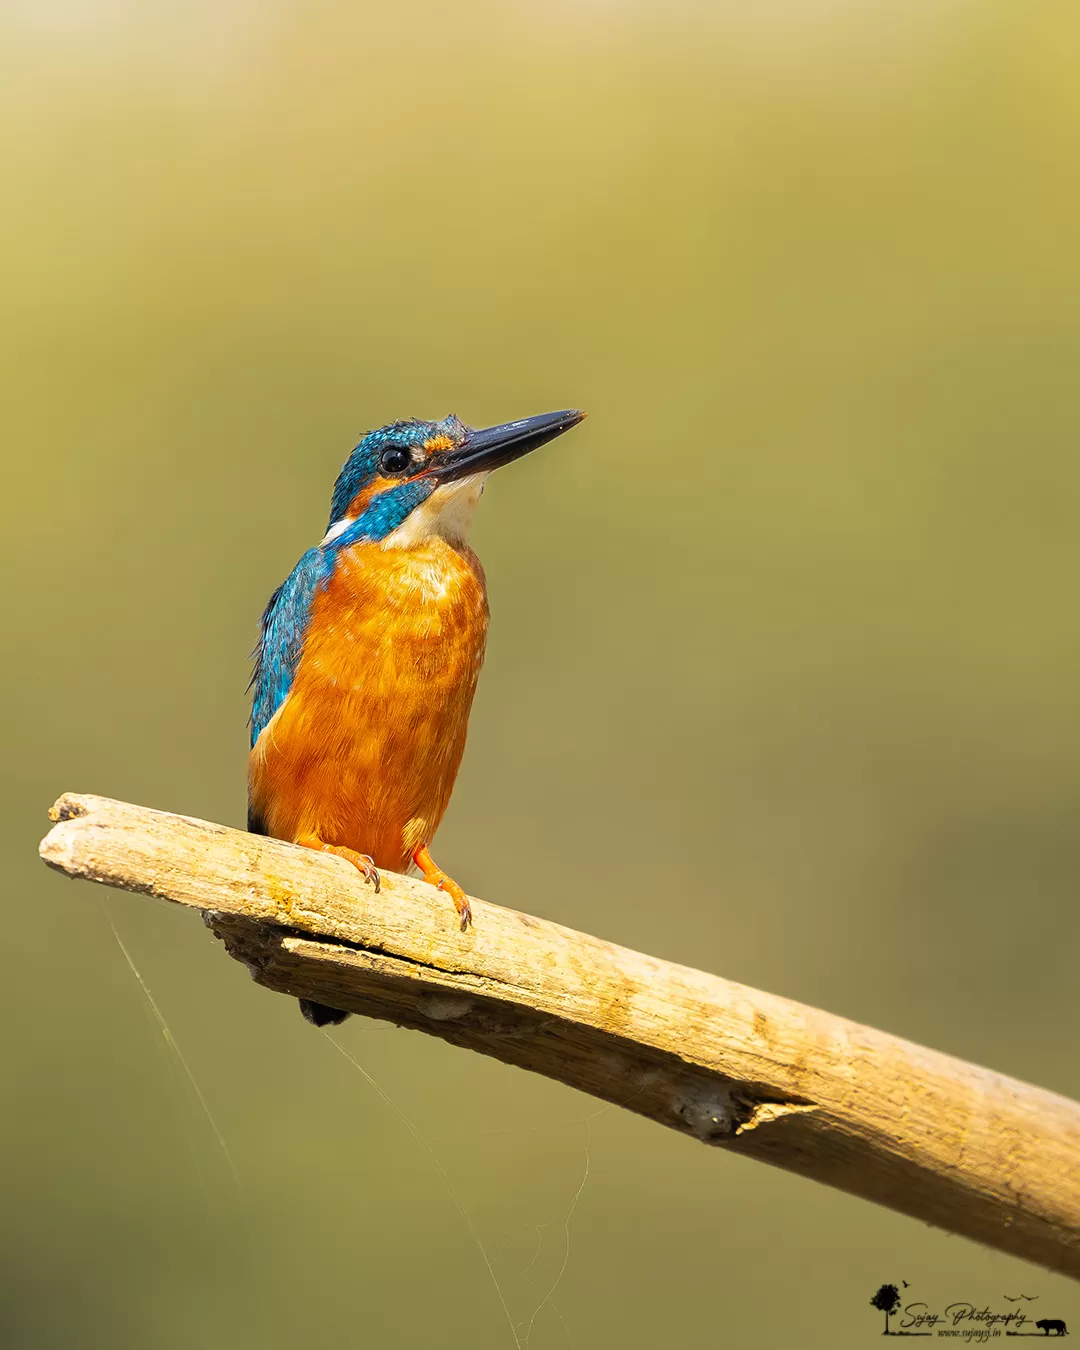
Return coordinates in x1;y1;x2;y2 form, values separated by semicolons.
248;408;586;1024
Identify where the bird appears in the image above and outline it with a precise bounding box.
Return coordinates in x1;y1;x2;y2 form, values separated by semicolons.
248;408;586;1025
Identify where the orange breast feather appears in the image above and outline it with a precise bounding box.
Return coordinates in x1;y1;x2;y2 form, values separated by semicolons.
249;537;489;873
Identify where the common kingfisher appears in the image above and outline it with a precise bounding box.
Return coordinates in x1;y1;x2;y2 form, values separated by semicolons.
248;409;586;1024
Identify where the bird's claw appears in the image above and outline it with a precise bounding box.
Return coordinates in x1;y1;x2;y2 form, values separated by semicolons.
446;885;472;932
429;870;471;930
356;855;380;893
302;840;380;892
412;846;471;931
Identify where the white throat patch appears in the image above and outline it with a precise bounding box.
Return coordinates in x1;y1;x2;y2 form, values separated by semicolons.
320;516;352;546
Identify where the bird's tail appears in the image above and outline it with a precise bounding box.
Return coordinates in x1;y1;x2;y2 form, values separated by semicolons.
298;999;351;1027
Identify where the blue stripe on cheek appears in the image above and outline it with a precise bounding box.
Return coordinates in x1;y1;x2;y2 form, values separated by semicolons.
333;479;434;546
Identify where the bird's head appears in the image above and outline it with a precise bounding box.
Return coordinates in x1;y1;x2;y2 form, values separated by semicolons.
323;409;586;549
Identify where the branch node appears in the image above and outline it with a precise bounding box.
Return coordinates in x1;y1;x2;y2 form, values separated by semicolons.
675;1084;738;1142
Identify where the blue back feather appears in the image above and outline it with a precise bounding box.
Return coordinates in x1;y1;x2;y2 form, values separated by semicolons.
250;547;332;746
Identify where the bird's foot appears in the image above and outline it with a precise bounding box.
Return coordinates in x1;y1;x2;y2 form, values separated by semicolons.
299;839;380;893
412;845;472;931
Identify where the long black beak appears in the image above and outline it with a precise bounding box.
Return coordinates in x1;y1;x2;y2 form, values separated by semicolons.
428;409;586;484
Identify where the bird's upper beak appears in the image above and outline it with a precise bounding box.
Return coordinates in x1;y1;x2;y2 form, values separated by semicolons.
426;409;586;484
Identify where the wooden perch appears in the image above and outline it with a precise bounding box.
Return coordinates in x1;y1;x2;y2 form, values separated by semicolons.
39;792;1080;1279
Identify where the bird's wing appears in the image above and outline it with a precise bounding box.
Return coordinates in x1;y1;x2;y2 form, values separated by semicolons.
249;546;333;749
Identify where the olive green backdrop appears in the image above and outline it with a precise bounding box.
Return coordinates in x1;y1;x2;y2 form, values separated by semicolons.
3;1;1079;1346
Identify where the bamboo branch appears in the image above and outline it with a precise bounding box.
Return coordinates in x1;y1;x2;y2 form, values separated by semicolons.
39;791;1080;1278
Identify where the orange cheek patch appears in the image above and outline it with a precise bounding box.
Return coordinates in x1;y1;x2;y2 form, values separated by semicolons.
423;434;455;453
345;477;402;518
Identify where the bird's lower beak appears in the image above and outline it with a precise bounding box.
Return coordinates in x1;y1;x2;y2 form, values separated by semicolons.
427;409;586;484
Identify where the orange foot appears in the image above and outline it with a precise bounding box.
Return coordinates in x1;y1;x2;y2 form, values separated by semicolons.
412;845;472;932
298;838;380;893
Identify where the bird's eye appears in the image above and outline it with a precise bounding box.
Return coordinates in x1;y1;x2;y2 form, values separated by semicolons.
379;446;412;475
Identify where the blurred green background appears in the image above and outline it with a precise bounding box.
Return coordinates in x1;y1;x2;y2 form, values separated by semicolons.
3;0;1079;1344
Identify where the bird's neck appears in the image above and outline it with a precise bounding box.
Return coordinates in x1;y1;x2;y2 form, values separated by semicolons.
378;477;486;550
332;531;487;612
322;476;489;609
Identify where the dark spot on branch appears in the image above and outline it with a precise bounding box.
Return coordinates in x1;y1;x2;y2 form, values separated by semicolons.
49;795;88;824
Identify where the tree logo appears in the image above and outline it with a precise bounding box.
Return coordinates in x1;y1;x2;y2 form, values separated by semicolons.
871;1284;903;1335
